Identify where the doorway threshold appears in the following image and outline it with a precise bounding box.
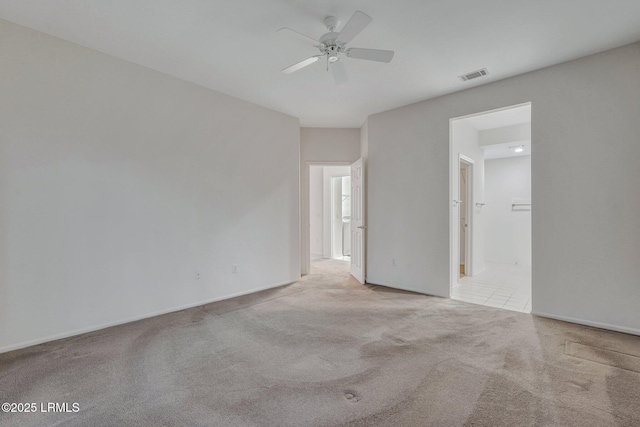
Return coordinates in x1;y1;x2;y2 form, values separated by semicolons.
451;261;531;313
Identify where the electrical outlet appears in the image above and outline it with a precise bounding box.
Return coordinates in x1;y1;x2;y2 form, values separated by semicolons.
232;264;238;274
195;270;201;280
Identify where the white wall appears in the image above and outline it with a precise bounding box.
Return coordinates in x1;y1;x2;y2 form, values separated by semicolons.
484;156;532;265
451;120;486;281
309;166;323;260
300;128;360;273
300;128;362;162
360;120;369;159
367;42;640;335
0;20;300;352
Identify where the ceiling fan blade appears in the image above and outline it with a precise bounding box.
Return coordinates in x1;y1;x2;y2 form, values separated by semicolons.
331;61;348;84
281;55;322;74
336;11;372;45
347;48;394;63
277;27;318;45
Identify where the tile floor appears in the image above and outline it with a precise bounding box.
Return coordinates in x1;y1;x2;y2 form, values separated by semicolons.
451;261;531;313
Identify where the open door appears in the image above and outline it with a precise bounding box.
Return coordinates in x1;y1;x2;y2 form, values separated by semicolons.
350;157;365;283
453;155;474;285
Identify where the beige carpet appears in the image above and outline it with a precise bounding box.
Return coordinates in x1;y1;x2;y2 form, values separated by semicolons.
1;259;640;426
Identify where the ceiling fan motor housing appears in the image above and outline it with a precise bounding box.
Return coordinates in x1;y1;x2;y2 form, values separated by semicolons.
319;32;340;46
319;32;345;59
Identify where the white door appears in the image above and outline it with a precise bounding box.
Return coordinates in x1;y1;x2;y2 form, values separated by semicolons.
350;157;365;283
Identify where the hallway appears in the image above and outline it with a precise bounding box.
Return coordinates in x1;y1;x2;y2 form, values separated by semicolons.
310;257;350;275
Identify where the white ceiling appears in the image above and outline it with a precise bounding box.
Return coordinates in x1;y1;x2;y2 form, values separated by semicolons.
482;141;532;161
1;1;639;128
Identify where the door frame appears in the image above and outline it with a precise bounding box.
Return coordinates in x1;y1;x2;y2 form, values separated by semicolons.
459;155;474;280
448;101;532;296
449;150;475;292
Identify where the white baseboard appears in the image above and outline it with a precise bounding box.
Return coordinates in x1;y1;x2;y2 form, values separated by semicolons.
483;258;511;264
366;281;448;299
0;278;298;354
468;266;486;277
484;258;531;267
532;310;640;337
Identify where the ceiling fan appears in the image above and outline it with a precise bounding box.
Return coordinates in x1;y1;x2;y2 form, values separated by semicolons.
278;11;394;84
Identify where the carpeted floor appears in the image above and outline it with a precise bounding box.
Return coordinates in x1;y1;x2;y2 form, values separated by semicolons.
1;259;640;426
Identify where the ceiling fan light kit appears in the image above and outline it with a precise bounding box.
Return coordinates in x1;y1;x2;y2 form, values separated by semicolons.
279;11;395;84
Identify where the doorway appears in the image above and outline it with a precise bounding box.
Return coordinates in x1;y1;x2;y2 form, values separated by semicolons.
309;165;350;266
449;103;532;313
305;159;366;283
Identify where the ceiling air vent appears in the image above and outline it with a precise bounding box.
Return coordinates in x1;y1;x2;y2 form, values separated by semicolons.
459;68;488;82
